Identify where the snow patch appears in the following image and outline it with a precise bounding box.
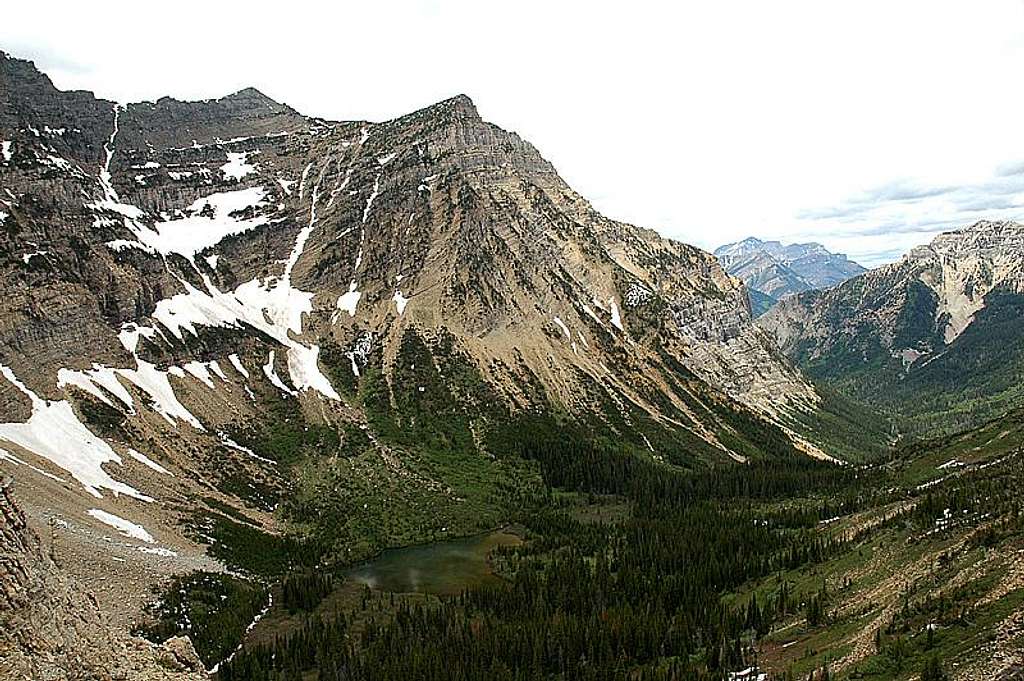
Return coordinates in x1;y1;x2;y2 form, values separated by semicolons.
138;187;269;259
277;178;296;195
0;365;149;500
262;351;296;396
0;447;67;483
106;239;156;254
393;290;409;315
209;361;228;381
553;316;571;340
138;546;177;557
228;354;250;379
57;365;134;409
119;361;204;429
609;299;623;330
362;173;382;223
87;509;154;543
220;151;258;181
182;361;215;388
337;283;362;317
287;344;341;400
107;160;340;403
219;432;275;465
581;303;602;326
118;324;158;355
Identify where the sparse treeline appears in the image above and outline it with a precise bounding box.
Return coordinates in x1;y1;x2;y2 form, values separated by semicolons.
219;417;860;680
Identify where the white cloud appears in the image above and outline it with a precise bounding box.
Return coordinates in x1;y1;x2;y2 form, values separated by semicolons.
2;0;1023;267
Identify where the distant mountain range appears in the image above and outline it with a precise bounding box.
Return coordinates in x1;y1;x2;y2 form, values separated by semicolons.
714;238;866;315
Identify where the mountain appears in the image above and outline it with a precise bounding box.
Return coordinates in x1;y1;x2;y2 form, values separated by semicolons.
0;49;862;667
714;237;866;315
761;220;1024;436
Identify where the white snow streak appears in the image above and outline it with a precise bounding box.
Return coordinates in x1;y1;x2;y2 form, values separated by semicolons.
0;447;67;483
262;351;296;396
608;299;623;330
57;365;135;409
553;316;571;340
182;361;215;388
228;354;250;379
127;448;172;476
87;509;154;543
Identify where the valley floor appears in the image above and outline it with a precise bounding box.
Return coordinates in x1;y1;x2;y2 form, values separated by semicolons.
125;412;1024;680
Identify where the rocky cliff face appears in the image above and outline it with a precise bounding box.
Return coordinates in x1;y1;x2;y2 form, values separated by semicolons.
1;476;206;679
715;237;865;315
0;48;834;668
760;220;1024;435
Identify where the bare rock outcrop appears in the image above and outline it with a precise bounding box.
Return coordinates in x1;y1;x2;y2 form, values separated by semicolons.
0;477;206;680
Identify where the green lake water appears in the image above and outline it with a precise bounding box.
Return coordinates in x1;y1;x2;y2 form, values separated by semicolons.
344;530;521;595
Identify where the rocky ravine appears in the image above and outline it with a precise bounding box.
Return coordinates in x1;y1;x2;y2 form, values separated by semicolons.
0;48;833;670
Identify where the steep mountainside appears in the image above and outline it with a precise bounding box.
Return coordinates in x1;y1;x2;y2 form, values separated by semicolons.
715;237;866;315
0;49;861;665
761;221;1024;436
0;476;205;679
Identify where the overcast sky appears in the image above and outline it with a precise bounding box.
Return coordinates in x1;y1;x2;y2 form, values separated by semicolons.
4;1;1023;267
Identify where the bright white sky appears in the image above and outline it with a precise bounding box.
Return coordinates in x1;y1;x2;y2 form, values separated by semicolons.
4;1;1024;266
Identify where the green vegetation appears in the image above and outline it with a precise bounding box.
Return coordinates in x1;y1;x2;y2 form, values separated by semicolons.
185;512;317;576
139;571;267;668
76;394;128;435
748;288;778;318
229;389;340;466
278;327;544;564
795;288;1024;439
146;319;1023;680
205;403;1024;680
216;422;874;680
281;572;335;614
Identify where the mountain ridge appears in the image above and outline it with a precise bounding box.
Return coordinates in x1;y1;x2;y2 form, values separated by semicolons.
760;219;1024;436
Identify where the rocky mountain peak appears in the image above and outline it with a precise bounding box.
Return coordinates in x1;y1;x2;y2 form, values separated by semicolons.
0;51;843;671
428;93;481;120
215;86;297;116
